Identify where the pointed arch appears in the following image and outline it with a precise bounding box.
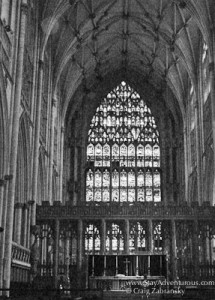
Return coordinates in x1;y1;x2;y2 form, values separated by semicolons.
85;81;161;203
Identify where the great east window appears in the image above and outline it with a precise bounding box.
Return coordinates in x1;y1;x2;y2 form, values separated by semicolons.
86;81;161;203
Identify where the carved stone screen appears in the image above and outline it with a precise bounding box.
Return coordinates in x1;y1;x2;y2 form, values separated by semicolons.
86;81;161;203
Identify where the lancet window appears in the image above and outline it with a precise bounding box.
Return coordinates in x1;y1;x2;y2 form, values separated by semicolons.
129;221;147;252
86;81;161;203
106;222;124;253
85;224;100;254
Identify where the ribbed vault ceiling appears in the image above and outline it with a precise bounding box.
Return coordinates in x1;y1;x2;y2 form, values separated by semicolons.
39;0;214;120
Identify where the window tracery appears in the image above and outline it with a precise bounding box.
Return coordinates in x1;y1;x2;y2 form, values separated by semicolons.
85;224;100;254
129;221;147;252
86;81;161;203
106;223;124;253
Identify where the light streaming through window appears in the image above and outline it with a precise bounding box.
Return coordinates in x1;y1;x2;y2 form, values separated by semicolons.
86;81;161;203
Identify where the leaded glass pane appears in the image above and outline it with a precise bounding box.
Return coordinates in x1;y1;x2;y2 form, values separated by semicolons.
137;171;144;187
85;224;100;253
120;144;127;157
103;189;109;202
86;189;93;202
128;170;135;187
137;189;145;202
106;223;124;252
103;169;110;187
130;222;146;252
112;189;119;202
146;188;152;202
86;170;93;188
128;189;135;202
86;81;161;203
95;170;102;187
112;144;119;158
112;170;119;187
120;170;127;186
87;144;94;157
120;189;127;202
95;190;101;202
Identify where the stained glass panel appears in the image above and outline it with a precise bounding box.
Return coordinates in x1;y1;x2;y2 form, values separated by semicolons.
106;223;124;252
85;224;100;253
86;81;161;203
130;222;146;252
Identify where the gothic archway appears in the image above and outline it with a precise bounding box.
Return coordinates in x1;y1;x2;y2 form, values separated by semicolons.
86;81;161;203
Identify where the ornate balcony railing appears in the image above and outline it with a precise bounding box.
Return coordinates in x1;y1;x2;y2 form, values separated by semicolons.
36;201;215;220
11;242;31;268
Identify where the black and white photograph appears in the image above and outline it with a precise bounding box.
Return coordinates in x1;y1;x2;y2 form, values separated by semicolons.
0;0;215;299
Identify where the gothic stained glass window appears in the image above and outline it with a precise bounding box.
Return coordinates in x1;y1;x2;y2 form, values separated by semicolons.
85;224;100;254
86;81;161;203
129;221;147;253
106;223;124;253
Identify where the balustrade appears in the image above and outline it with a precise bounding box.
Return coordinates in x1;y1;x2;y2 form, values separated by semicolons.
11;242;30;267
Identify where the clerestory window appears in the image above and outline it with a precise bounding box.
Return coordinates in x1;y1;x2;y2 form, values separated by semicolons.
86;81;161;203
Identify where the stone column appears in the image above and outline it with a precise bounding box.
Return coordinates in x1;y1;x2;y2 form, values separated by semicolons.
10;0;18;33
77;219;83;270
209;60;215;201
171;219;177;280
115;255;118;275
103;255;106;276
41;225;47;268
59;126;65;203
125;220;130;254
31;54;45;226
0;182;5;231
148;219;153;252
92;255;95;276
47;98;57;204
22;203;29;248
3;2;28;295
147;219;153;276
14;203;23;244
183;127;189;202
54;219;60;288
147;255;151;276
27;201;34;249
194;101;202;204
73;144;78;205
101;219;106;254
135;255;139;276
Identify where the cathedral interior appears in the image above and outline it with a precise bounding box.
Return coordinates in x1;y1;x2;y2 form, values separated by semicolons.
0;0;215;299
